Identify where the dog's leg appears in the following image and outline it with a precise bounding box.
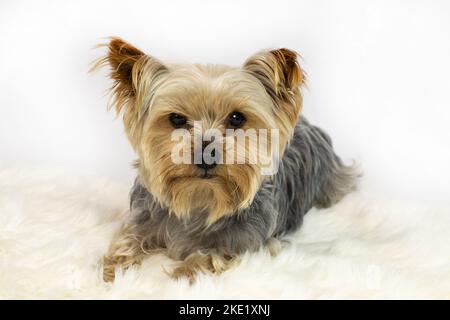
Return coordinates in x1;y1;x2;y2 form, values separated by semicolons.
102;223;145;282
169;250;239;282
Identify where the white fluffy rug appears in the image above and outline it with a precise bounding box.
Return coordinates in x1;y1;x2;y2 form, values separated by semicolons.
1;168;449;299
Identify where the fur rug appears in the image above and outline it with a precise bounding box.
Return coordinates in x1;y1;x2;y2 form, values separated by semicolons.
1;168;449;299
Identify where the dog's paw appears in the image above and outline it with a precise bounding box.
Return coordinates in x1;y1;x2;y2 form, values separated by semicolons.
168;250;238;282
101;223;146;283
102;256;118;282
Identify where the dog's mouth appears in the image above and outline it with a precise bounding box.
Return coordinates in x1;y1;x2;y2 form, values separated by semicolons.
197;166;217;179
200;171;214;179
168;172;217;181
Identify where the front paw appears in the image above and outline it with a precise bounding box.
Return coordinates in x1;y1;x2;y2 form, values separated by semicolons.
102;255;118;282
101;223;145;282
169;250;238;282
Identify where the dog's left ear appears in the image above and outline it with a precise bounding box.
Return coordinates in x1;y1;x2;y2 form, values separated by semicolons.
243;49;306;125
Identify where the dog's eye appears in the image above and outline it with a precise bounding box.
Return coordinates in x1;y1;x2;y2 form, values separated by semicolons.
228;111;246;128
169;113;187;128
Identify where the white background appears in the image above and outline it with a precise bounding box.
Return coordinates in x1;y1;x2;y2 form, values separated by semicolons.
1;0;449;203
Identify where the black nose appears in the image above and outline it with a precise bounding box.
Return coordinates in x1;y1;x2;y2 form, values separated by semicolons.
196;143;217;170
196;162;217;170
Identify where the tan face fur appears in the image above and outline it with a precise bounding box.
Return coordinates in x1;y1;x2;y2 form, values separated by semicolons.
94;38;305;223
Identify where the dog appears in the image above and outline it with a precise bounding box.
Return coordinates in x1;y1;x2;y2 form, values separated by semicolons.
93;38;356;282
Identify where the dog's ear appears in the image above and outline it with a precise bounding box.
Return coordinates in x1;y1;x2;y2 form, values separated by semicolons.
243;49;306;126
92;37;168;146
105;38;146;94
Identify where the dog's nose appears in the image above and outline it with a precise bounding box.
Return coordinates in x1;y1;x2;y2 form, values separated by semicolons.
196;162;217;170
196;144;217;170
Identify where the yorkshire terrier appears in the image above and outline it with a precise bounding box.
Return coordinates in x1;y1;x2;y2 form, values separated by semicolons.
93;38;356;282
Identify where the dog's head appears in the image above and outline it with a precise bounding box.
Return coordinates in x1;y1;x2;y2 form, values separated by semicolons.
94;38;305;223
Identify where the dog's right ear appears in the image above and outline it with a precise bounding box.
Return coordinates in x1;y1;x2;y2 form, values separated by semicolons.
104;38;146;94
92;37;168;145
